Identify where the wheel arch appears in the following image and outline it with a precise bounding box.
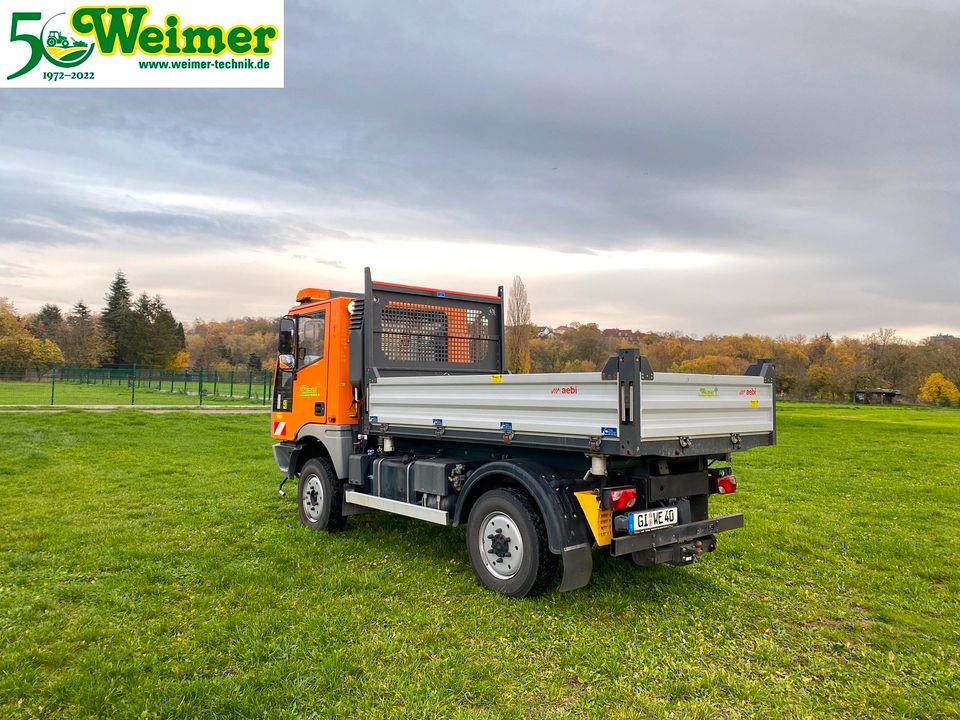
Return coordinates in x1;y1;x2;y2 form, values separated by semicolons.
453;459;589;555
295;424;355;479
291;436;334;478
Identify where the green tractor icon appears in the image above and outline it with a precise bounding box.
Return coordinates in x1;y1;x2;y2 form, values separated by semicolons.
46;30;87;48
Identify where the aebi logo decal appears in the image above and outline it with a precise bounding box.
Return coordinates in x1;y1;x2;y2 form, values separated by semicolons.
2;2;284;88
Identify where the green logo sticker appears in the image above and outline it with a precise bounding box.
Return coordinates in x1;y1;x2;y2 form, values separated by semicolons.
698;387;720;397
3;2;284;87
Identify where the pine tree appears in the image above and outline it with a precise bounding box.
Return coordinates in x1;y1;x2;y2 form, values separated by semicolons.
102;271;133;364
60;301;108;367
150;296;183;368
129;293;155;366
28;304;64;342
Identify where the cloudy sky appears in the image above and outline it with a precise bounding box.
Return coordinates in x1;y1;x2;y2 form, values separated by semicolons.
2;0;959;338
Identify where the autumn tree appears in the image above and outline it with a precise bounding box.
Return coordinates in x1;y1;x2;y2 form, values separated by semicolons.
678;355;742;375
864;328;913;389
185;317;277;370
0;300;64;374
918;372;960;406
561;323;608;371
505;275;532;374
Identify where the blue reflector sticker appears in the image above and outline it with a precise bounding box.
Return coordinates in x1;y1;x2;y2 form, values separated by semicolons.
500;421;513;431
601;427;617;437
370;415;378;423
436;291;446;298
433;418;443;426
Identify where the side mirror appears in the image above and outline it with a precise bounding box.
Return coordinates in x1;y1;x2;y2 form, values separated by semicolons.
278;353;295;370
278;317;295;354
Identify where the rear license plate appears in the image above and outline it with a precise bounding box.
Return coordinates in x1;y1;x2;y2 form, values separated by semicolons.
628;506;678;534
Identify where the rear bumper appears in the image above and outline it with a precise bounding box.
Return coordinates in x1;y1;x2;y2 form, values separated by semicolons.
272;441;300;478
609;513;744;557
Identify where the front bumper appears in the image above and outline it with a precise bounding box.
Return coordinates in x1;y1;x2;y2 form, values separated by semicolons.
608;513;744;557
272;441;300;478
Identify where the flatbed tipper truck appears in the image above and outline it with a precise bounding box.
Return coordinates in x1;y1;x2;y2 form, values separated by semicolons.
271;269;776;597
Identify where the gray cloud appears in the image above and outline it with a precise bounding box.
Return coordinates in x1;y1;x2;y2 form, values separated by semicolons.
1;0;959;336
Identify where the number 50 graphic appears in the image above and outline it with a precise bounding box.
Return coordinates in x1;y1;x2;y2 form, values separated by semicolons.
7;11;95;80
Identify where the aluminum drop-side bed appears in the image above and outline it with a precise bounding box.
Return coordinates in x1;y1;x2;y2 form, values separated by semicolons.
368;357;775;458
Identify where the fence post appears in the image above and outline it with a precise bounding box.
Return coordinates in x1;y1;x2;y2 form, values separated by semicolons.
213;370;218;398
130;371;136;406
199;369;204;407
50;374;55;406
247;370;253;401
229;370;234;399
262;371;268;406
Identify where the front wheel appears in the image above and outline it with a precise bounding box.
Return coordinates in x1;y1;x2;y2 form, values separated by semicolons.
297;458;345;532
466;488;557;598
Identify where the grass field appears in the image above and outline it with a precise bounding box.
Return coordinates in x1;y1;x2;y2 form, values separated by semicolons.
1;404;958;718
0;380;267;407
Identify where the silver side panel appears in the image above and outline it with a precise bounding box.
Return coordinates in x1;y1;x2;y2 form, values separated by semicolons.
368;372;620;439
343;491;451;525
638;372;774;440
367;371;774;443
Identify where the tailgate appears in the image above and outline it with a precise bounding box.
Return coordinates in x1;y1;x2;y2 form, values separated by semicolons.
638;372;774;440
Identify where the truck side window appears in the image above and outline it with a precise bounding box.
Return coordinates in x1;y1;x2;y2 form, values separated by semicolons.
297;312;325;367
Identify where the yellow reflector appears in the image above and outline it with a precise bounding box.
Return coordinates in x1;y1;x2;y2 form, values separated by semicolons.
574;490;612;546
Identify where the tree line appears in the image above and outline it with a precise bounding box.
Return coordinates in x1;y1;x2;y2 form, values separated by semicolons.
4;272;960;406
0;271;187;374
0;270;279;375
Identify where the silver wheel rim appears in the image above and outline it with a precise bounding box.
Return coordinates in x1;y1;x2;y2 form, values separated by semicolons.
302;474;324;522
479;511;524;580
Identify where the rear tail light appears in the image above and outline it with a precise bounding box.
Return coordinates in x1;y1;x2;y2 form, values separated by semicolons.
603;487;638;511
715;475;737;495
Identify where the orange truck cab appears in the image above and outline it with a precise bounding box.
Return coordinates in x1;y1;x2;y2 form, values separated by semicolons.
271;287;361;482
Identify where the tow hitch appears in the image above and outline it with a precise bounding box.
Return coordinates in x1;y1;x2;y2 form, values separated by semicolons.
630;535;719;567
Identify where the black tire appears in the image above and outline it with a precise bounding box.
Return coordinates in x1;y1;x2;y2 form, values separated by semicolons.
296;458;345;533
466;488;558;598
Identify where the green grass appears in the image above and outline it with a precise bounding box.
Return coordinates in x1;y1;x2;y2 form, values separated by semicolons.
0;380;266;407
1;404;958;718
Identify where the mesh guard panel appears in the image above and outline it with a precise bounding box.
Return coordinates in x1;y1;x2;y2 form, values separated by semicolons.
369;291;501;375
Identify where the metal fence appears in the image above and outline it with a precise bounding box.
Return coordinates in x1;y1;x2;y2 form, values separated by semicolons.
0;367;273;406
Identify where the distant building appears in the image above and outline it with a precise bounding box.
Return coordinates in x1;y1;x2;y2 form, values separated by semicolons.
536;326;555;338
852;388;901;405
602;328;648;342
928;333;959;343
553;325;571;335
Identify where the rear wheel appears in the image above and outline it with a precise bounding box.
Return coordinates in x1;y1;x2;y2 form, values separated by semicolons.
297;458;345;532
467;488;557;598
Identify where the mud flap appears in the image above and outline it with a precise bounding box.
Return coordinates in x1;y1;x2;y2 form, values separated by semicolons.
558;542;593;592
